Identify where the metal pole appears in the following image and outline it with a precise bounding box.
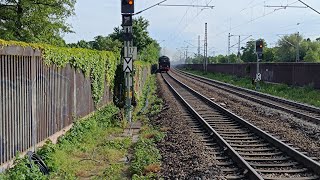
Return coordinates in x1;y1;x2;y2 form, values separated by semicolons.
204;23;208;72
228;33;231;63
238;35;241;63
256;54;260;90
185;47;188;64
296;32;300;62
198;35;200;57
123;26;133;123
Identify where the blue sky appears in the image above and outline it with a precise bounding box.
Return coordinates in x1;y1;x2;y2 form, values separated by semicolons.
64;0;320;60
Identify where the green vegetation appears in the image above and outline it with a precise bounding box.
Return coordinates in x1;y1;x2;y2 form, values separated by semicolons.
0;73;163;180
69;17;160;64
0;105;132;179
185;69;320;108
187;33;320;63
0;39;117;104
0;154;46;180
0;0;76;46
130;129;163;179
130;75;164;179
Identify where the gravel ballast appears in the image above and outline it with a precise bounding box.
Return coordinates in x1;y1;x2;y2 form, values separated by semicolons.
171;71;320;161
152;74;223;179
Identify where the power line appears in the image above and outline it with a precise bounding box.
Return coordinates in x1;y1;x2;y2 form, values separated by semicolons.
134;0;167;15
265;5;307;8
298;0;320;15
214;0;299;38
158;4;214;8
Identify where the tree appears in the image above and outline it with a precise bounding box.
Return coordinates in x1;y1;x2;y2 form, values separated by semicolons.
276;33;304;62
109;16;155;52
264;47;276;62
303;41;320;62
92;36;122;52
139;42;160;64
241;40;256;62
0;0;76;45
68;40;94;49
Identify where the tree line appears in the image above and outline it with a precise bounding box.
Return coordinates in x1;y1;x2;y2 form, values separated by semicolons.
187;33;320;64
0;0;160;64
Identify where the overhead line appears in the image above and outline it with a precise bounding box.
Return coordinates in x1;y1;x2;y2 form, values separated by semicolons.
298;0;320;15
158;4;214;8
134;0;167;15
214;0;299;38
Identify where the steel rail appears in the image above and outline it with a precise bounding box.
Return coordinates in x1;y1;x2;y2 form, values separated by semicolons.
174;68;320;125
161;73;263;179
162;72;320;179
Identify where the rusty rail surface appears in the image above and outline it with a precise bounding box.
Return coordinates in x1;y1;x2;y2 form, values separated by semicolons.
0;46;111;166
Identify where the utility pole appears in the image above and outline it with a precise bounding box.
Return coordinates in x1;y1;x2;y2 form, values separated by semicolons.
237;35;241;63
198;35;201;57
204;23;208;72
228;33;231;63
296;32;300;62
277;34;300;62
185;46;188;64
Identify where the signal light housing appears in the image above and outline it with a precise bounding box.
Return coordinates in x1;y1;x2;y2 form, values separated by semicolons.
256;40;264;54
122;0;134;14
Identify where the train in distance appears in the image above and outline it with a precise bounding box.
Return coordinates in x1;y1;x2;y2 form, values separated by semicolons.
158;56;170;72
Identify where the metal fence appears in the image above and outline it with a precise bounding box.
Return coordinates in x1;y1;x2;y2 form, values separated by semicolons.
0;46;111;166
178;63;320;89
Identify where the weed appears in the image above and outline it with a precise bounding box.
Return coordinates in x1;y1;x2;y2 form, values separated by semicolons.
1;154;46;180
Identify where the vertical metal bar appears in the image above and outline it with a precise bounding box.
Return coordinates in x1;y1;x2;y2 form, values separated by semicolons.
8;55;12;161
45;60;49;139
58;68;62;130
49;67;53;136
40;57;44;141
4;55;8;163
16;56;20;153
0;55;3;164
27;56;30;150
59;68;65;130
36;57;40;142
26;57;29;150
21;56;25;152
73;69;76;122
13;55;18;155
9;55;12;161
54;66;58;133
2;55;5;163
31;55;36;152
36;57;40;143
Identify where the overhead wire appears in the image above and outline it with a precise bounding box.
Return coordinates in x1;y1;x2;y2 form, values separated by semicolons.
213;0;300;38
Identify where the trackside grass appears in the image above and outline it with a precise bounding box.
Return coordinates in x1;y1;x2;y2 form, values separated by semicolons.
0;75;164;180
0;105;132;179
184;69;320;108
130;75;165;179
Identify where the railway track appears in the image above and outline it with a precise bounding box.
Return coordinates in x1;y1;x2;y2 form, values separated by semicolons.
162;72;320;180
172;69;320;125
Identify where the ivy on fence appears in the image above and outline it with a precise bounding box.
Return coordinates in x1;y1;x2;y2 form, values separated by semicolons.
0;39;118;104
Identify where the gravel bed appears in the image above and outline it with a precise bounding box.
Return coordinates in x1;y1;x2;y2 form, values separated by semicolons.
171;71;320;161
151;74;224;179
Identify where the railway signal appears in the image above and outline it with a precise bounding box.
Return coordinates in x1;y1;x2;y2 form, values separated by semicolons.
256;40;264;60
255;40;264;90
121;0;134;14
121;0;135;123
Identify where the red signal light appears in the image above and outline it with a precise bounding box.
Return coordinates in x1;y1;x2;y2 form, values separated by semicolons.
128;0;133;5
